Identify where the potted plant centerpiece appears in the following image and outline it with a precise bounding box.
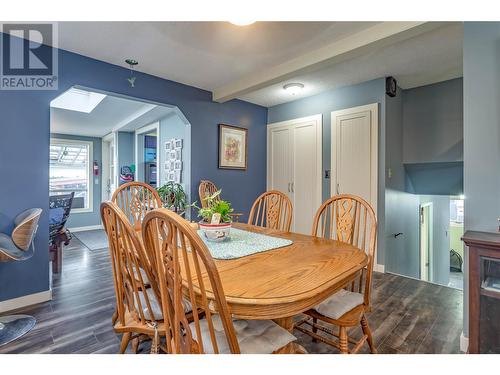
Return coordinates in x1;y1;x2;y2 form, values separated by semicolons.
193;190;233;242
156;181;187;216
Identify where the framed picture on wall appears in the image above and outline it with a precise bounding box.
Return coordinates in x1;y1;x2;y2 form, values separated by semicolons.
174;160;182;170
165;141;172;152
175;148;182;161
174;139;183;148
218;124;248;170
174;170;181;183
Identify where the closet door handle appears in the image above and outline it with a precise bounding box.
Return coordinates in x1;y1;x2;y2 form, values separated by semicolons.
291;182;294;193
287;182;291;192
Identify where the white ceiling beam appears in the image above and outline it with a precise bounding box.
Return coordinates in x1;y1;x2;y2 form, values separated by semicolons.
212;22;445;103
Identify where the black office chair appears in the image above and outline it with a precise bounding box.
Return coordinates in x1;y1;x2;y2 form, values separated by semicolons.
49;193;74;273
0;208;43;347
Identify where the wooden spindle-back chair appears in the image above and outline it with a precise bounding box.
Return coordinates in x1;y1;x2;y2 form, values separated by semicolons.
295;194;378;354
101;201;166;354
142;208;304;354
112;181;162;231
248;190;293;232
198;180;243;222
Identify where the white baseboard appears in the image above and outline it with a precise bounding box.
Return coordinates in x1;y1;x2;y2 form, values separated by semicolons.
460;332;469;353
374;263;385;273
0;289;52;313
68;224;103;233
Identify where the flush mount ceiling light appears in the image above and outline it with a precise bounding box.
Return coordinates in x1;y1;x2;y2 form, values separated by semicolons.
229;19;255;26
50;88;106;113
283;82;304;95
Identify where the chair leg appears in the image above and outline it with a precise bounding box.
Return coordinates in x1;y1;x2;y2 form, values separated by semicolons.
339;326;348;354
131;337;140;354
111;309;118;325
312;317;318;343
120;332;131;354
361;314;377;354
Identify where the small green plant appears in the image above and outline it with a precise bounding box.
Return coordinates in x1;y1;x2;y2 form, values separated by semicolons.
191;190;234;223
156;182;187;214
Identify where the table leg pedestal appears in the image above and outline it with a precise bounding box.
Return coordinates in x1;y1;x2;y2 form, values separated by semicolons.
273;317;294;332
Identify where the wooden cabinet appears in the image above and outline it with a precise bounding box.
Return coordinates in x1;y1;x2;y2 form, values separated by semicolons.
462;231;500;353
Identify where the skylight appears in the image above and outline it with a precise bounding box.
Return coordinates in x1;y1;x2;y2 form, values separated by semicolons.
50;88;107;113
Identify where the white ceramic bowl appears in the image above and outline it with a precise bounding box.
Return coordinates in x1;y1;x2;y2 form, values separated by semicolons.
199;222;232;242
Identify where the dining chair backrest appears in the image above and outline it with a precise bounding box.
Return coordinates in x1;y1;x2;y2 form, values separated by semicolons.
101;201;160;328
142;208;240;354
112;181;162;230
248;190;293;232
12;208;43;251
311;194;377;306
198;180;220;209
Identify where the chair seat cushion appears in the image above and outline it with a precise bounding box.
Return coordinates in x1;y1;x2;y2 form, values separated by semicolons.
190;316;296;354
136;288;192;321
314;289;364;320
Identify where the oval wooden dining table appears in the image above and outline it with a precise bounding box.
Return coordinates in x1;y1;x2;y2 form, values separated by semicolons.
184;222;368;332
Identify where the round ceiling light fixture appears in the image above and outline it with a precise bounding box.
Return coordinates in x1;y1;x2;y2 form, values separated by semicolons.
283;82;304;95
229;19;255;26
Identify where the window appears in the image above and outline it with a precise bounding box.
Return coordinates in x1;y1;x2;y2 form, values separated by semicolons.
450;198;464;224
50;139;93;212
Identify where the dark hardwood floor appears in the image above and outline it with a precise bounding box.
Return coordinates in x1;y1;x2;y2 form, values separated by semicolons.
0;235;463;354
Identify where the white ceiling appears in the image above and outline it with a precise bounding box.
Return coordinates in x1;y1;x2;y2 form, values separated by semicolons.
58;22;379;91
54;21;463;108
241;23;463;106
50;92;173;137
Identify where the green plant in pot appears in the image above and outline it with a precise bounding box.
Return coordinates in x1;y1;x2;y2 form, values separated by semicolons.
156;182;187;215
192;190;233;242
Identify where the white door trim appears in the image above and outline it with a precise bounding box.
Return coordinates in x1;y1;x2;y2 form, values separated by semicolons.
267;114;323;229
331;103;380;268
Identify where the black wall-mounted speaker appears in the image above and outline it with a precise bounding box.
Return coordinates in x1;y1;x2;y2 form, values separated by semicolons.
386;76;397;97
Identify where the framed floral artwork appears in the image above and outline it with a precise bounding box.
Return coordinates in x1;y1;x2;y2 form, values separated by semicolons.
218;124;248;170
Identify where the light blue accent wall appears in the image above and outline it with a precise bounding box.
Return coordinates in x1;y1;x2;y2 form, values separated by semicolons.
403;78;463;163
402;78;464;195
117;131;135;180
404;162;463;195
159;113;192;216
50;133;102;228
268;78;387;264
385;86;420;278
462;22;500;338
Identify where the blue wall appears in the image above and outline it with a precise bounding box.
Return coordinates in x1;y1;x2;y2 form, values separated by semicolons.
403;78;463;163
268;78;387;264
50;133;102;228
463;22;500;338
117;131;135;182
0;43;267;303
385;86;420;278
